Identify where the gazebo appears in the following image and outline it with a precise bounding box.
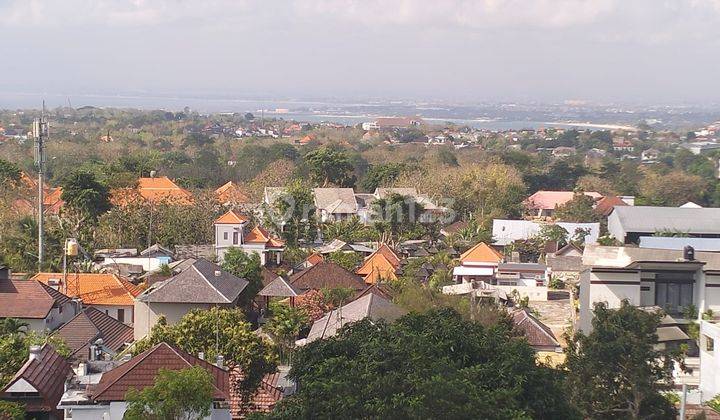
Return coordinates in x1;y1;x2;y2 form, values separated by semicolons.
258;276;302;307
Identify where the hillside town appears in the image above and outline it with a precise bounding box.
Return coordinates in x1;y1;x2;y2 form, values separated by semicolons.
0;105;719;419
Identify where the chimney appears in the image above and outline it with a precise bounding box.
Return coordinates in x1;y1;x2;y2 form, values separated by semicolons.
149;170;157;178
215;355;225;369
214;270;222;277
28;345;42;361
77;362;87;377
198;351;205;360
684;245;695;261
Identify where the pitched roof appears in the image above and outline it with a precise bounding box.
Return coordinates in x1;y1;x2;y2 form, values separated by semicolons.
53;307;133;358
0;279;72;319
524;190;602;210
511;309;561;351
313;188;358;214
355;283;395;301
214;209;249;225
230;369;285;416
306;294;407;342
1;344;72;413
136;176;193;204
356;253;398;284
492;219;601;246
610;206;720;235
215;181;249;204
137;259;248;304
459;242;504;264
304;253;324;266
90;342;229;402
32;273;141;306
375;187;418;199
289;261;366;291
245;226;285;248
258;276;302;297
594;195;628;216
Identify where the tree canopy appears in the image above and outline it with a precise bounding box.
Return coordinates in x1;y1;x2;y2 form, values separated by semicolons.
221;247;263;306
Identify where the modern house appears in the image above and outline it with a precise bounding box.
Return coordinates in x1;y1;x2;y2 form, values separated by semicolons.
452;242;504;283
579;244;720;333
214;210;285;266
53;307;134;361
313;188;359;222
607;206;720;244
0;275;78;332
133;259;249;340
58;342;231;420
700;320;720;403
1;344;72;420
302;294;407;343
523;190;602;218
492;219;600;246
33;273;140;326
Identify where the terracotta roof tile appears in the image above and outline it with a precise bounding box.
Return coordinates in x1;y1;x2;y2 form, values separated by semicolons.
289;261;365;292
459;242;504;264
32;273;141;306
594;195;628;216
230;369;284;417
0;279;71;319
215;210;249;224
215;182;250;204
356;253;398;284
54;307;133;358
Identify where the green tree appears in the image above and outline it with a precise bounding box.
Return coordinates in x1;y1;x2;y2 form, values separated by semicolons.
271;181;317;246
0;401;24;420
372;193;424;239
361;162;410;191
264;303;310;363
133;307;276;403
0;329;70;386
554;191;600;223
303;147;354;187
0;158;21;188
326;250;362;271
60;170;111;221
124;366;215;420
564;301;679;419
221;247;263;306
261;309;576;419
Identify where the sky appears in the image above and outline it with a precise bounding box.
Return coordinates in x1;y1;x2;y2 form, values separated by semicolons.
1;0;720;104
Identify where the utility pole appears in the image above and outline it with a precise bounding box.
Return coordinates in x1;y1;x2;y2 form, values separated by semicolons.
33;103;49;271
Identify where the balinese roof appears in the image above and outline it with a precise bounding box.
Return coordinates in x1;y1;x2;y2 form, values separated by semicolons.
90;342;229;402
1;344;72;413
137;259;248;304
245;226;285;248
289;261;366;291
137;176;193;204
356;252;398;284
0;279;72;319
53;307;133;358
214;209;249;225
261;267;282;287
215;181;249;204
313;188;358;214
441;220;469;235
594;195;628;216
355;283;395;301
304;253;324;266
524;190;602;210
43;187;65;214
492;219;601;246
230;369;287;416
259;276;302;297
459;242;504;264
306;294;407;342
511;309;561;350
610;206;720;235
32;273;140;306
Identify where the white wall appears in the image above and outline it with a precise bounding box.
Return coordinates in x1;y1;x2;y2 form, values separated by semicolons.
91;305;134;326
63;402;230;420
134;301;221;340
606;211;625;243
579;270;641;332
14;300;78;333
495;285;548;301
100;257;169;272
700;321;720;402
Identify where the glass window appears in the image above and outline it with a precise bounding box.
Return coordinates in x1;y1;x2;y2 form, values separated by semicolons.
706;335;715;352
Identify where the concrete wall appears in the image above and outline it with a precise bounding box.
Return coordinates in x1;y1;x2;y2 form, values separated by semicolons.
700;321;720;402
606;211;626;243
579;270;641;332
91;305;133;326
134;301;221;340
100;256;169;272
495;285;548;301
64;402;230;420
13;300;78;333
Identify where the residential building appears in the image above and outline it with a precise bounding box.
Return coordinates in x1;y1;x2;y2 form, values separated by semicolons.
313;188;359;222
302;294;407;343
96;244;174;272
133;259;249;339
681;141;720;155
608;206;720;244
593;195;628;217
452;242;504;283
495;263;548;287
546;243;586;285
1;344;72;420
112;176;193;206
523;190;602;217
492;219;600;246
374;116;423;129
58;342;231;420
214;210;285;265
511;308;562;353
641;148;660;163
288;261;366;293
579;244;720;333
639;236;720;252
355;244;401;284
33;273;140;326
215;181;249;205
700;320;720;403
0;275;78;332
53;307;133;361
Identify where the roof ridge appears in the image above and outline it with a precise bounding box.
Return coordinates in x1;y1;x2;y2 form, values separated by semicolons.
192;264;232;303
92;342;166;400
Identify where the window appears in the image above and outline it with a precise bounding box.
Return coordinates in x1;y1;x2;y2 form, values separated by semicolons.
223;232;228;241
654;272;694;315
117;309;125;323
232;231;239;245
706;335;715;353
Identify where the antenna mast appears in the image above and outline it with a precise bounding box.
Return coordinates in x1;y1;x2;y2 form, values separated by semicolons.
33;102;49;270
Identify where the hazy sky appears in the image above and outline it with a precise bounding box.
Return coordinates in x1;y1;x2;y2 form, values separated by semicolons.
1;0;720;103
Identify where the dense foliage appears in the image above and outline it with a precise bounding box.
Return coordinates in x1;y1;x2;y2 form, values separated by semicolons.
221;247;263;307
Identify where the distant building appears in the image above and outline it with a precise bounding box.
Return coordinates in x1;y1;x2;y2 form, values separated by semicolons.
608;206;720;244
681;141;720;155
523;190;602;218
375;116;424;129
492;219;600;246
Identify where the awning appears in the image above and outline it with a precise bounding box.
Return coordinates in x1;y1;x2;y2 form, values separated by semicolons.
452;266;494;277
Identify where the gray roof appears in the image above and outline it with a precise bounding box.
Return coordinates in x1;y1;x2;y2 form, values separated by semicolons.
137;259;248;303
140;244;174;258
546;255;585;273
492;219;600;246
639;236;720;252
306;294;407;342
583;244;720;271
611;206;720;235
313;188;358;214
375;187;418;199
258;276;301;297
498;262;547;272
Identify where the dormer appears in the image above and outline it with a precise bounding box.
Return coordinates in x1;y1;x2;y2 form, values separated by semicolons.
214;210;249;248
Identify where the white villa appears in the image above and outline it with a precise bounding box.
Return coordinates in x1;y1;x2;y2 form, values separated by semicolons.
214;210;285;266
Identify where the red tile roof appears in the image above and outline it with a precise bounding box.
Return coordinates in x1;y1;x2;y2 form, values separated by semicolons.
0;279;72;319
459;242;504;264
90;342;229;402
230;369;284;418
594;195;628;216
215;182;250;204
54;307;133;358
244;226;285;248
525;190;602;211
1;344;72;415
215;210;249;225
289;261;365;291
32;273;141;306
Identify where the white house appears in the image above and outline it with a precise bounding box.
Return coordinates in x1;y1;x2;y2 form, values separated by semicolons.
700;320;720;402
214;210;285;266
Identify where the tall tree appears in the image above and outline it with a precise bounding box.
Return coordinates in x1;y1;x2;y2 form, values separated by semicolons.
270;181;317;246
564;301;678;419
221;247;263;306
303;147;354;187
124;366;215;420
0;159;21;188
554;191;600;223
